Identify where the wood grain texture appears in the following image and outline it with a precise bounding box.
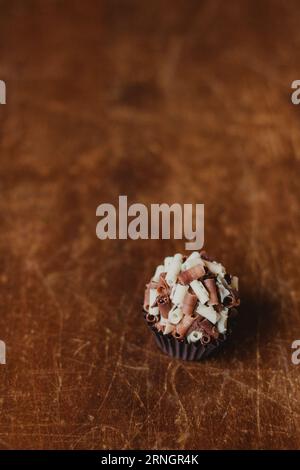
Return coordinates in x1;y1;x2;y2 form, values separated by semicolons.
0;0;300;450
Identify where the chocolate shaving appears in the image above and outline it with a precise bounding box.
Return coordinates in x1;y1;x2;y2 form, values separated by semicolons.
214;304;224;313
223;288;240;308
186;316;204;336
172;330;184;341
199;318;219;339
201;333;211;344
146;313;159;324
178;264;205;285
203;278;219;305
186;315;219;341
156;294;171;318
157;273;171;296
182;291;198;316
232;288;240;306
176;313;197;337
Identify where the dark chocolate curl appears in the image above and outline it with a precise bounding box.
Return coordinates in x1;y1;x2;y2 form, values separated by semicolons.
156;294;171;319
146;313;159;324
182;292;198;315
203;278;219;305
214;304;223;313
186;316;204;336
201;334;211;344
178;264;205;285
200;319;219;339
185;315;219;340
172;330;184;341
223;288;240;308
157;273;171;296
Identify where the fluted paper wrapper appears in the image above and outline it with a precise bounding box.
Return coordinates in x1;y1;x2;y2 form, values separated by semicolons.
143;312;235;361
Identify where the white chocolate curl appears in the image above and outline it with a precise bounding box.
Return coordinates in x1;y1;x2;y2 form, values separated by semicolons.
171;284;189;306
168;306;183;325
164;321;174;335
231;276;239;291
190;280;209;304
196;304;220;324
152;264;165;282
216;278;231;302
185;257;205;271
182;252;201;270
204;260;226;276
164;256;173;270
158;316;168;326
187;330;203;343
217;308;228;333
152;265;165;282
149;289;159;316
165;254;183;286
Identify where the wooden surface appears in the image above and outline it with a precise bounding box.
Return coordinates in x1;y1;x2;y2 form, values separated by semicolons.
0;0;300;450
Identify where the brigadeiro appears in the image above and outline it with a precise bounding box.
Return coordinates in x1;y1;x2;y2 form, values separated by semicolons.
143;251;240;361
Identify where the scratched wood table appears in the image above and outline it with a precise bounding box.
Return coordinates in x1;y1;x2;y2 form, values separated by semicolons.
0;0;300;450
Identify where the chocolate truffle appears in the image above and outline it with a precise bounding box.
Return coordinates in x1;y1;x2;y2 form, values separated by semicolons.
143;251;240;361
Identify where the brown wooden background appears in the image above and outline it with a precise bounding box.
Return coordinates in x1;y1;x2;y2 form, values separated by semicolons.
0;0;300;450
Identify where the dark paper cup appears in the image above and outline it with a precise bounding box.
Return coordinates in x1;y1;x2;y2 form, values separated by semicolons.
143;310;236;361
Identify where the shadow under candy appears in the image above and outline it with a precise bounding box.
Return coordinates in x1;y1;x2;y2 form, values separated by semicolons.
219;289;279;363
